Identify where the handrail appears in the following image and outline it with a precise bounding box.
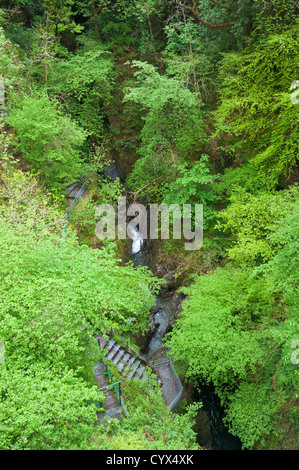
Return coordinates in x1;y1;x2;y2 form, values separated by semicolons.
148;358;170;366
168;358;183;411
100;322;149;364
63;178;88;240
148;355;183;411
109;327;149;364
102;356;122;402
98;341;130;419
85;401;103;409
65;179;87;221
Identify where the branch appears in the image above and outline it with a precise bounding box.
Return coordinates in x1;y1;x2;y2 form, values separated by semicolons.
91;0;100;39
208;0;235;12
176;0;234;30
127;177;162;200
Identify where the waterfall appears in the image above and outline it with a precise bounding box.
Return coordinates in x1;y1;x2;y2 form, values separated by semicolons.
127;225;143;255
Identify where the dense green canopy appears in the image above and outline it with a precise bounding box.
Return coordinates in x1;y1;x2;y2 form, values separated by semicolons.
0;0;298;451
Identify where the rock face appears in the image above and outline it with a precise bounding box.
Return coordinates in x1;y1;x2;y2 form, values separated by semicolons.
103;161;124;182
146;290;184;357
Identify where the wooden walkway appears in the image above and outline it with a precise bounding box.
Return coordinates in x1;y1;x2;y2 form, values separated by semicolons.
94;360;122;423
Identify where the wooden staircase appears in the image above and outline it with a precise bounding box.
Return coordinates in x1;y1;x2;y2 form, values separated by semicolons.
97;334;149;381
94;360;122;423
93;333;183;421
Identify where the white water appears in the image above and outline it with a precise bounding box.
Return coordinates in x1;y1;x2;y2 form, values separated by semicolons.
127;225;143;255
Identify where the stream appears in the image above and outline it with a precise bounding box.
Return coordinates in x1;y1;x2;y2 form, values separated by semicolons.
130;241;242;450
104;160;242;450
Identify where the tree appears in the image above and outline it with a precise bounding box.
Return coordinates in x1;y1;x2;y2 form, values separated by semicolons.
0;168;64;236
75;0;137;43
164;18;215;103
0;364;102;450
215;187;298;264
41;0;82;35
214;24;299;189
0;169;162;371
51;41;114;139
124;61;204;157
0;169;164;450
166;265;276;390
174;0;235;30
169;0;260;55
166;261;298;448
124;60;205;200
6;94;87;190
0;23;26;105
162;154;220;228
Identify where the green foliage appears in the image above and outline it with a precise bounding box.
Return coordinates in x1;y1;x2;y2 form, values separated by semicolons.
166;260;298;448
0;219;160;352
6;94;87;190
0;168;64;234
223;324;299;450
122;384;201;450
0;364;102;450
68;194;100;245
164;19;215;102
124;60;206;200
0;169;161;365
0;24;26;101
166;189;299;448
51;43;114;139
251;0;299;39
164;19;206;57
162;154;220;228
169;0;258;55
223;382;280;449
67;142;125;245
1;0;298;451
0;169;164;450
214;25;299;189
0;127;16;167
41;0;83;34
25;25;62;88
216;187;298;264
69;178;123;245
130;0;166;61
124;60;204;159
263;197;299;313
166;266;278;389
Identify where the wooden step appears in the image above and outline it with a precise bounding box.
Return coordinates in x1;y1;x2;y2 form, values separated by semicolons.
116;353;130;372
104;406;122;420
134;365;146;379
127;360;141;379
113;348;126;365
122;356;136;375
103;338;116;353
107;344;121;361
140;374;149;382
